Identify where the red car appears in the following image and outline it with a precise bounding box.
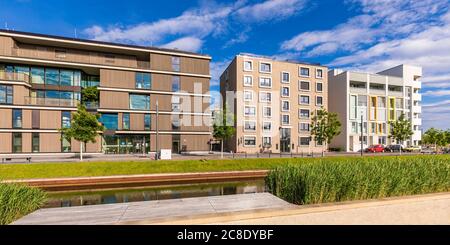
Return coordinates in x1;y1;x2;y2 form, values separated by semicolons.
366;144;385;153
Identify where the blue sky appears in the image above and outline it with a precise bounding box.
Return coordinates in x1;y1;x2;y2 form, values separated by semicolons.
1;0;449;130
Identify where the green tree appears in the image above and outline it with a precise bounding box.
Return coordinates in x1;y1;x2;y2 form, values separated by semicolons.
310;108;342;156
389;113;413;154
81;86;99;103
213;105;236;159
423;128;448;151
60;104;104;161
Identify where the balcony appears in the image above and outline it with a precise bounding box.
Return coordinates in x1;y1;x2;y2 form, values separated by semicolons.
25;97;79;107
84;101;99;110
0;71;30;83
412;93;422;101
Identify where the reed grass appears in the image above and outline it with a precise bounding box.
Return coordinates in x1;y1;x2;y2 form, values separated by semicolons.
266;156;450;204
0;183;47;225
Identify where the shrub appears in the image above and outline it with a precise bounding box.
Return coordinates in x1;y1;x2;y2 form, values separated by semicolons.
266;156;450;205
0;183;47;225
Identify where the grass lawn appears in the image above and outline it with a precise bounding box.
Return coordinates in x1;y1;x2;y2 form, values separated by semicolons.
0;155;449;180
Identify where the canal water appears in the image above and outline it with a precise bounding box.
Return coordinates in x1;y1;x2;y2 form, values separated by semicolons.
44;179;266;208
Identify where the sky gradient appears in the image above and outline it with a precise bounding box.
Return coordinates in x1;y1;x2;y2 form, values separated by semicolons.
1;0;449;130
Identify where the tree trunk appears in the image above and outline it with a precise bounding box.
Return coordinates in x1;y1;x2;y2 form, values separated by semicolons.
80;141;83;161
220;140;224;158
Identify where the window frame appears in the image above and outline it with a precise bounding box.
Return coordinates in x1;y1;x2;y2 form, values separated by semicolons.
299;109;310;119
244;120;257;132
243;75;253;87
259;76;272;88
281;86;290;97
299;80;310;91
316;82;323;92
316;68;323;79
299;136;311;146
281;114;290;126
299;67;310;77
299;95;310;105
243;135;257;147
316;96;323;106
259;91;272;103
243;90;253;102
281;71;290;84
129;94;150;110
263;106;272;118
243;60;253;72
259;62;272;73
262;121;272;132
281;100;290;112
244;106;256;117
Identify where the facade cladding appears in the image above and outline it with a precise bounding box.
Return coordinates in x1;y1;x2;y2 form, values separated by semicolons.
220;54;328;154
0;30;212;154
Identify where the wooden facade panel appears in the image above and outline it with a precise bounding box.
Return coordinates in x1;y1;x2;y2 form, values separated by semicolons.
150;94;171;111
13;85;29;105
39;133;61;152
151;74;172;91
100;69;135;88
180;134;210;151
0;133;12;153
0;109;12;128
150;53;172;71
100;91;129;109
22;110;32;129
180;57;209;75
0;36;14;56
130;113;144;131
71;136;102;153
180;115;210;131
150;134;172;151
181;76;209;94
150;114;173;131
40;110;61;129
22;132;32;153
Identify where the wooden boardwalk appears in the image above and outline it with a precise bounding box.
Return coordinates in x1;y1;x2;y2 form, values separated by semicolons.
12;193;294;225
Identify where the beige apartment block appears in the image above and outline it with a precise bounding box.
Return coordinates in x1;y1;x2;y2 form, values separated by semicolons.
0;29;212;155
220;54;328;154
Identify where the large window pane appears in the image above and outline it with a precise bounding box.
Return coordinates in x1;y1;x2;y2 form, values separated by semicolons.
60;70;74;86
122;113;130;130
130;94;150;110
100;113;118;130
13;109;22;128
62;111;71;128
32;133;39;153
144;114;151;130
172;56;180;72
45;68;59;85
61;134;71;152
0;85;13;104
12;133;22;153
45;90;60;99
135;73;151;89
31;67;45;84
172;76;180;92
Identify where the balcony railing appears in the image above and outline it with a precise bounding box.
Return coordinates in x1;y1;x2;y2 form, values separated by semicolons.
25;97;79;107
0;71;30;83
84;101;99;109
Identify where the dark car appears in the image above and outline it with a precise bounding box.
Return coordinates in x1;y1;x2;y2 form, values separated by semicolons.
366;144;385;153
385;144;404;152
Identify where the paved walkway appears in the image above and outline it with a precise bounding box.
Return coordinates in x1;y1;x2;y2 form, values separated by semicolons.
12;193;294;225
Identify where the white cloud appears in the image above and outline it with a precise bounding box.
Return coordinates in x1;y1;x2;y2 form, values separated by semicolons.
423;90;450;97
235;0;308;23
161;36;203;52
210;59;232;87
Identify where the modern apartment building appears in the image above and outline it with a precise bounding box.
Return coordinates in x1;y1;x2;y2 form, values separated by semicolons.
220;53;328;154
328;65;422;152
0;30;212;155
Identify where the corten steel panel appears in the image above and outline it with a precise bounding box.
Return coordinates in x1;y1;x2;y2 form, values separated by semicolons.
13;85;29;105
151;74;172;91
39;133;61;152
71;136;102;153
99;91;129;109
22;110;32;129
0;109;12;128
0;36;14;56
0;133;12;153
22;132;32;153
40;110;61;129
150;134;172;151
32;110;40;129
150;53;172;71
180;56;210;75
181;76;209;94
130;113;145;131
151;114;174;131
150;94;171;111
180;134;210;151
100;69;135;89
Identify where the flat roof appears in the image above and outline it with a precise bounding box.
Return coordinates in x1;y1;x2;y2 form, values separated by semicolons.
238;53;326;68
0;29;211;59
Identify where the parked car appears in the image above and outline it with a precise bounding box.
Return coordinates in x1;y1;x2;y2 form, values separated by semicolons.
366;144;385;153
385;144;404;152
404;146;421;153
421;146;437;154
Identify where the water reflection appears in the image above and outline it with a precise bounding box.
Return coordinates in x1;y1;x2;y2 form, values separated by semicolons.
45;180;266;208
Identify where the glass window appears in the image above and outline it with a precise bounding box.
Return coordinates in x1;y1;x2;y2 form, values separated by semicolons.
31;67;45;84
130;94;150;110
243;91;253;101
299;123;310;132
282;101;290;111
13;109;22;128
244;136;256;147
282;115;290;125
282;87;290;97
60;91;73;100
172;76;180;92
172;116;180;130
300;81;310;90
316;82;323;92
172;56;180;72
263;122;272;132
260;63;271;73
316;69;323;78
300;137;310;146
244;121;256;131
61;134;71;152
73;71;81;87
244;106;256;116
100;113;118;130
259;77;272;87
259;92;272;102
243;76;253;86
15;66;30;78
316;96;323;106
32;133;39;153
299;95;310;104
136;73;151;89
144;114;151;130
358;95;367;107
122;113;130;130
45;90;60;99
244;61;252;71
263;107;272;117
0;85;13;104
172;96;181;112
60;70;74;86
62;111;71;128
282;72;290;83
45;68;59;85
300;67;310;77
262;137;272;146
350;95;357;120
12;133;22;153
299;109;310;118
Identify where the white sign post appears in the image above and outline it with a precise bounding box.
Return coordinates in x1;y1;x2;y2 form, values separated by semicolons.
160;149;172;160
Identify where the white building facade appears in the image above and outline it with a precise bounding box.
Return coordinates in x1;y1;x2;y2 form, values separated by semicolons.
328;65;422;152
